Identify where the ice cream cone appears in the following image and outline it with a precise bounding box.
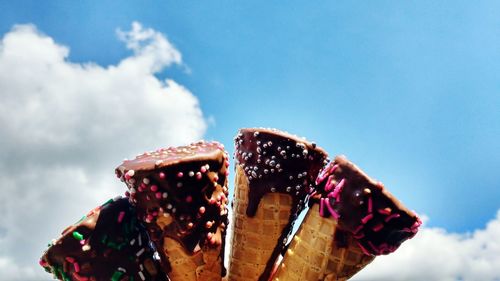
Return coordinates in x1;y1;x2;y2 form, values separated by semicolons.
155;214;224;281
39;197;168;281
116;141;230;281
229;128;328;281
272;204;374;281
229;166;293;281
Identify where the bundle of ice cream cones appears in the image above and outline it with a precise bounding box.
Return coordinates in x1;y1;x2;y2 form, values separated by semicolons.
40;128;420;281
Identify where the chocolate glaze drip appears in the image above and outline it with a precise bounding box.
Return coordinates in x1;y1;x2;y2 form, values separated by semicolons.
115;141;229;277
234;128;328;281
40;197;167;281
311;155;421;256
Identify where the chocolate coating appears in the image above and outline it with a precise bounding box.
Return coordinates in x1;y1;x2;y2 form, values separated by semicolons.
115;141;229;276
312;155;421;256
234;128;328;281
40;197;166;281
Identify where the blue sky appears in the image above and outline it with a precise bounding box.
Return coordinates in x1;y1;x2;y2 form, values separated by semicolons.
1;1;499;280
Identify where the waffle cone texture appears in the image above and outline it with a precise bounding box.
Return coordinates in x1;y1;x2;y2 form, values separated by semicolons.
272;204;374;281
154;214;224;281
228;166;293;281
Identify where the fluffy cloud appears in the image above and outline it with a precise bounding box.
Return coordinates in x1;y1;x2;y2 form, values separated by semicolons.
353;211;500;281
0;22;206;280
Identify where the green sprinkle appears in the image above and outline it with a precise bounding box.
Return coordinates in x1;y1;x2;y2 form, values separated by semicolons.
72;231;84;241
75;215;86;224
101;234;108;244
102;198;113;206
111;270;124;281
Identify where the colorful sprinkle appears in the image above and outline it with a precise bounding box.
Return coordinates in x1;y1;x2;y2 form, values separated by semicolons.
72;231;84;241
117;211;125;223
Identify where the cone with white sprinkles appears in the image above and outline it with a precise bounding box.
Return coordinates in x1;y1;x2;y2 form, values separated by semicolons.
273;155;421;280
40;197;167;281
115;141;230;281
229;128;328;281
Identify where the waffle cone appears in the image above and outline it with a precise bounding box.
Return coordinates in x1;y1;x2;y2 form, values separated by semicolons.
272;204;374;281
156;216;223;281
228;165;293;281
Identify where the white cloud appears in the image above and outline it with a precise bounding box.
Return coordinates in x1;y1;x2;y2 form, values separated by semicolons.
353;210;500;281
0;22;206;280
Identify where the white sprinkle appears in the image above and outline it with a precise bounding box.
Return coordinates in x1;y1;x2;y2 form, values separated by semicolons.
162;192;168;198
118;267;127;273
139;271;145;280
136;248;145;257
130;239;136;245
189;171;195;177
143;178;150;184
138;234;142;246
82;245;91;251
126;170;135;177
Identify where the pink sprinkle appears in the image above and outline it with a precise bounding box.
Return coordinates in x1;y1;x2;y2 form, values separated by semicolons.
155;192;162;199
316;163;338;185
207;232;213;239
65;256;75;263
324;199;340;219
209;198;216;204
376;182;384;189
378;208;391;215
324;176;335;192
357;242;372;256
159;172;166;179
353;225;364;234
39;259;48;267
367;241;380;255
225;170;229;176
213;175;219;182
353;232;365;239
319;198;325;217
200;166;207;173
176;172;182;178
361;214;374;224
79;239;86;245
150;185;158;192
368;197;373;213
73;262;80;272
331;178;345;199
196;172;202;180
385;213;400;223
210;236;216;244
206;221;213;228
186;196;193;203
72;272;89;281
199;206;206;214
309;191;317;197
117;211;125;223
146;214;154;222
412;218;422;229
225;160;230;167
327;191;336;198
372;223;384;232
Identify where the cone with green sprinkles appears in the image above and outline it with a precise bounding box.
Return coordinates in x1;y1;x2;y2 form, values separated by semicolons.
40;197;168;281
